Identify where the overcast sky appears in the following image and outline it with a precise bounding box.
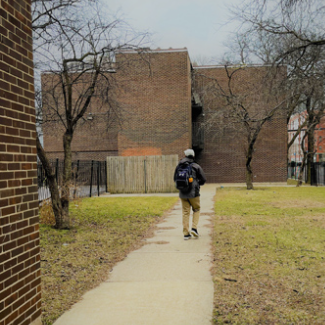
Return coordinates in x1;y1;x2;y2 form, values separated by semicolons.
99;0;244;64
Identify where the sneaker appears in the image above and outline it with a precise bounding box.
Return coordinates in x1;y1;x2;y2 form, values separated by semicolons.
184;234;192;240
190;228;199;238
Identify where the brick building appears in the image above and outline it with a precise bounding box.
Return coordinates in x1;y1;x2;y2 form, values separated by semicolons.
314;123;325;162
193;64;287;182
0;1;41;325
42;48;288;183
115;49;192;159
288;112;325;163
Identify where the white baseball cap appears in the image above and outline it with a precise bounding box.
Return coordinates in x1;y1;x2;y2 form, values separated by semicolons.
184;149;195;157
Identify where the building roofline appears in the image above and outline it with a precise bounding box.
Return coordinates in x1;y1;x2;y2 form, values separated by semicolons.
193;63;287;69
116;47;189;54
117;47;192;68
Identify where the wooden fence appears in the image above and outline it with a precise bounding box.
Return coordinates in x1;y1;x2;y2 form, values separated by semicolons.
107;155;179;194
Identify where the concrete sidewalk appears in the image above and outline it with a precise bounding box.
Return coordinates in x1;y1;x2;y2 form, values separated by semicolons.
54;184;217;325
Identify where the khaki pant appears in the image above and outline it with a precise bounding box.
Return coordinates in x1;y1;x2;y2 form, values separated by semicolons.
180;197;200;236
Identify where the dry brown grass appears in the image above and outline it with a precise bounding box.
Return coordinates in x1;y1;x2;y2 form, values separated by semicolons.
212;187;325;325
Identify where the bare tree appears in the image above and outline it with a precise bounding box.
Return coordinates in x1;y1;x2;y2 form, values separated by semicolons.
232;0;325;58
32;0;91;228
295;91;325;185
32;2;148;228
32;0;91;37
194;64;286;189
229;0;325;185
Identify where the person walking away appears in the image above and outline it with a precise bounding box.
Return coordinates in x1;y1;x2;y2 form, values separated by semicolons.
174;149;207;240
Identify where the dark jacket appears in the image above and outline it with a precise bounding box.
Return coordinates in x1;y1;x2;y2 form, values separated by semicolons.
174;157;207;199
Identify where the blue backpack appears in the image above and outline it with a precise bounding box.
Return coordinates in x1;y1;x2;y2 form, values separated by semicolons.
175;162;193;193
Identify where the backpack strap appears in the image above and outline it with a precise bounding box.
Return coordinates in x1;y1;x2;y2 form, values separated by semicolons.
180;161;193;177
178;161;193;170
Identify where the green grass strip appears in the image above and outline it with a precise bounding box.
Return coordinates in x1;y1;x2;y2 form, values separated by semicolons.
213;187;325;324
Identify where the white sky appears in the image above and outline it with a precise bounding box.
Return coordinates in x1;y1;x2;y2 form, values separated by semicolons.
99;0;244;64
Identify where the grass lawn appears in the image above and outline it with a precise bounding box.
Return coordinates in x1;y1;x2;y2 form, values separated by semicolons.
213;187;325;325
287;179;309;186
287;178;299;186
39;196;178;325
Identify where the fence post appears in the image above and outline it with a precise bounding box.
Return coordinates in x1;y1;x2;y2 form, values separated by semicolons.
55;158;59;183
106;158;110;193
76;160;80;181
105;160;108;193
90;160;94;197
73;160;80;199
97;161;100;197
144;157;147;194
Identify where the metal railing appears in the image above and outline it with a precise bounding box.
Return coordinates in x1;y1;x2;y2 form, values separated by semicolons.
288;162;325;186
38;159;107;202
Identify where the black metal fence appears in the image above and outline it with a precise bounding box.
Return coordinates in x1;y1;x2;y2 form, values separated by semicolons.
288;162;325;186
38;159;107;202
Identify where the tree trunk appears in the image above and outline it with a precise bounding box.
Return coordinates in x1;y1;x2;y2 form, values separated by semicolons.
245;129;258;190
305;95;314;185
36;135;64;228
246;149;254;190
61;131;73;228
297;155;307;187
246;165;254;190
297;133;308;187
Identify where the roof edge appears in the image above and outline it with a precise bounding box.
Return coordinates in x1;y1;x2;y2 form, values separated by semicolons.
194;64;287;69
116;47;189;54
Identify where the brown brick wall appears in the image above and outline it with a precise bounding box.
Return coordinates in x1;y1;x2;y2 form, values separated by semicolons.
193;65;287;183
0;1;41;324
42;49;192;162
115;49;192;159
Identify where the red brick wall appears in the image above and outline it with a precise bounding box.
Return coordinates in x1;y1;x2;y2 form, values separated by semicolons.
193;65;287;183
314;117;325;162
0;1;41;324
115;49;192;159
